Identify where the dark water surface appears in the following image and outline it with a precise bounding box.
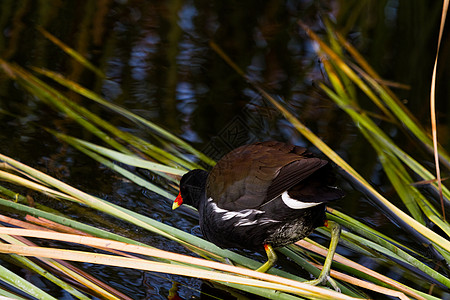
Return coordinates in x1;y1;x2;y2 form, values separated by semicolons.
0;1;448;299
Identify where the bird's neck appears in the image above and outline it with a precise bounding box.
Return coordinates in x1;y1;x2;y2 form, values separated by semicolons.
186;169;208;209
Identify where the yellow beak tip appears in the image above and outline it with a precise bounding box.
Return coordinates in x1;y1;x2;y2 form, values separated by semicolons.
172;202;180;210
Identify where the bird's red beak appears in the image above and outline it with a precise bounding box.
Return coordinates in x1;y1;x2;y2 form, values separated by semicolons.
172;191;183;210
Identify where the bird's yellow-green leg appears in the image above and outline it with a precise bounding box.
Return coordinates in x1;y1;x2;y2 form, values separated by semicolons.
305;220;341;291
256;244;277;272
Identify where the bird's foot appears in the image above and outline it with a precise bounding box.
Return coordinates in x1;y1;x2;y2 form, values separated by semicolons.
304;274;340;292
303;220;341;291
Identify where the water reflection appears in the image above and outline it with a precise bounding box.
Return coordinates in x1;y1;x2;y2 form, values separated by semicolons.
0;0;447;299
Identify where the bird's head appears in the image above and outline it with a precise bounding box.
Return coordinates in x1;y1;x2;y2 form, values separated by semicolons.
173;169;208;210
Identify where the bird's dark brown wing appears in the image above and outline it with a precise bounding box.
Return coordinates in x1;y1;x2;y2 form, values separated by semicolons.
264;158;327;202
206;141;328;210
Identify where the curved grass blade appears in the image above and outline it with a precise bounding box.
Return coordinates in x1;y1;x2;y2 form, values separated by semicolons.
304;23;450;169
36;26;105;78
48;129;185;183
319;59;450;206
428;0;449;220
48;130;179;197
360;126;424;223
320;63;450;238
61;136;186;176
31;67;215;167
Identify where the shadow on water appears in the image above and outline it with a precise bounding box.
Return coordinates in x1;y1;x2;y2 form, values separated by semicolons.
0;0;448;299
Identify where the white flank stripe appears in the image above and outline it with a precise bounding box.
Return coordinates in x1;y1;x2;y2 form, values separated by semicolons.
207;197;280;226
208;197;264;220
281;191;322;209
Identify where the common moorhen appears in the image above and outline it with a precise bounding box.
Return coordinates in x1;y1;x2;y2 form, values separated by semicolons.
173;141;344;290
